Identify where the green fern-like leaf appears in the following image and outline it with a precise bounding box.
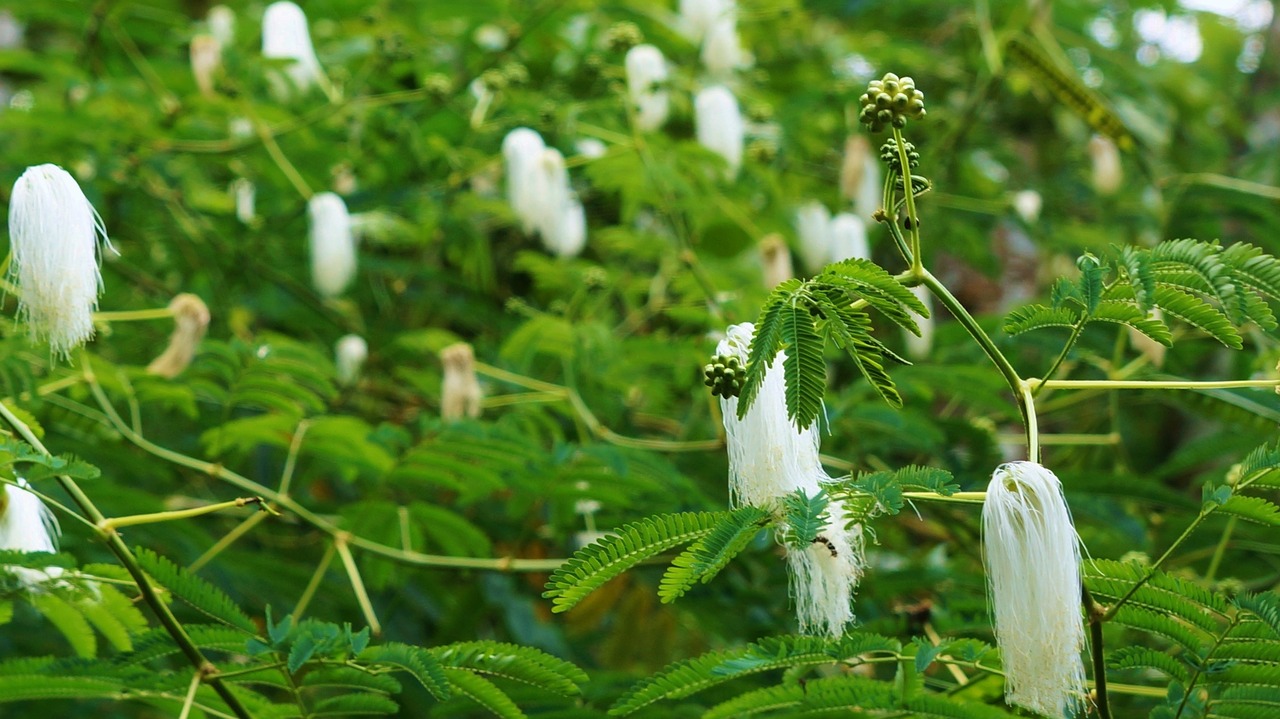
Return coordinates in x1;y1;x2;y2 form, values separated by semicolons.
0;674;124;702
124;624;250;665
1090;301;1173;346
134;546;257;634
1239;443;1280;488
360;642;451;700
1154;286;1243;349
1116;244;1157;309
902;694;1019;718
302;667;402;694
705;676;898;719
543;512;726;613
780;302;826;429
821;301;903;408
441;666;525;719
310;692;400;716
1218;496;1280;526
781;490;829;548
738;285;794;419
659;505;771;603
1152;239;1245;323
29;593;96;658
1085;560;1230;634
1107;646;1190;682
608;632;900;715
1002;304;1079;335
1109;605;1211;655
430;640;587;696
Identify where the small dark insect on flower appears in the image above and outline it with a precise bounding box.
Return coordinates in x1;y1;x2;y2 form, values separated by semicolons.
812;535;839;558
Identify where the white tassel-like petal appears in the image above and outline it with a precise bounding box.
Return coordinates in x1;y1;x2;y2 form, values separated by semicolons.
828;213;869;263
231;178;256;224
546;198;587;258
503;127;547;233
7;164;109;357
307;192;356;298
625;45;669;132
335;334;367;386
852;143;882;223
904;285;934;360
795;201;832;274
983;461;1087;719
262;1;323;94
695;85;744;179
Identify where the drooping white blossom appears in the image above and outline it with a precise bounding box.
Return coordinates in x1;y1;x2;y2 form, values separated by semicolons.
678;0;733;41
503;127;547;233
625;44;670;132
701;13;747;78
716;323;864;637
207;5;235;47
469;78;493;129
904;284;934;360
983;462;1087;719
545;197;587;258
1088;135;1122;196
190;33;222;96
307;192;356;298
147;294;211;379
0;479;61;587
440;342;483;421
695;85;744;178
795;201;833;274
261;1;324;94
335;334;368;386
7;164;109;357
828;213;869;263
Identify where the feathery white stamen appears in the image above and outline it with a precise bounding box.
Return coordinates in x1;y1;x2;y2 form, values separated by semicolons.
7;163;109;357
147;294;211;379
503;127;547;233
983;461;1087;719
207;5;235;46
828;213;869;263
786;499;864;637
190;34;222;97
625;44;670;132
307;192;356;298
904;285;934;360
335;334;367;386
262;1;323;94
795;201;832;274
1088;135;1122;196
695;85;744;179
0;479;61;587
440;343;483;420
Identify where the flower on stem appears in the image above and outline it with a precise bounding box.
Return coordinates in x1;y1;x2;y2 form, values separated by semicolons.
7;163;110;358
147;294;211;379
335;334;367;386
0;479;61;587
715;323;865;637
307;192;356;298
440;342;483;421
262;1;324;96
695;85;744;179
982;461;1087;719
795;201;832;274
624;44;670;132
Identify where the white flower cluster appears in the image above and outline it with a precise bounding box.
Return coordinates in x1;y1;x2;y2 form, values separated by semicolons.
502;128;588;258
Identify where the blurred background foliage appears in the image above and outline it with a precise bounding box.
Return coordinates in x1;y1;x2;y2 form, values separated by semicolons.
0;0;1278;716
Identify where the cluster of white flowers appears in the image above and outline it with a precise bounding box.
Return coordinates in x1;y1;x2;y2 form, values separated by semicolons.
502;128;587;258
625;45;670;132
678;0;748;77
794;201;870;274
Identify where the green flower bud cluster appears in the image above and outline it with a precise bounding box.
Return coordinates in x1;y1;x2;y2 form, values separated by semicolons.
879;138;920;173
604;22;643;52
858;73;925;132
703;354;745;399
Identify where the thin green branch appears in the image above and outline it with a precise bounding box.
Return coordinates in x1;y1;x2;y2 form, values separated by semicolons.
101;497;273;531
1034;378;1280;391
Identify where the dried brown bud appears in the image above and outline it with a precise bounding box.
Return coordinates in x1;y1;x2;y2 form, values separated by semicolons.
147;294;211;379
759;233;793;289
440;342;482;421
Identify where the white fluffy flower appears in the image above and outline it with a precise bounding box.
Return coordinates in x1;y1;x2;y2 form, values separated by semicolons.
695;85;744;179
717;323;864;637
503;127;547;233
0;479;61;587
625;44;670;132
1013;189;1043;224
7;164;109;357
904;285;934;360
335;334;367;386
828;213;869;263
207;5;235;47
546;197;587;258
1088;135;1122;196
678;0;733;41
307;192;356;298
190;34;222;96
262;1;323;94
983;462;1087;719
795;201;833;274
231;178;256;224
701;14;746;77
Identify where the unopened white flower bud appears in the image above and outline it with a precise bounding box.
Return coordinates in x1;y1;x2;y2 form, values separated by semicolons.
7;164;109;357
983;462;1087;719
625;44;670;132
190;34;222;96
759;234;793;289
695;85;744;179
307;192;356;298
147;294;211;379
904;285;934;360
335;334;367;386
262;1;324;95
207;5;235;47
786;499;864;637
1089;135;1122;196
1013;190;1042;224
440;343;482;421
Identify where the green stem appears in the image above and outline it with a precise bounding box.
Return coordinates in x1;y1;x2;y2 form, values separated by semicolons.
1082;584;1112;719
1205;516;1237;582
0;398;255;719
102;497;271;530
1020;381;1041;463
1032;321;1085;397
891;127;922;271
93;307;175;323
1035;378;1280;391
901;490;987;504
1102;511;1211;622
